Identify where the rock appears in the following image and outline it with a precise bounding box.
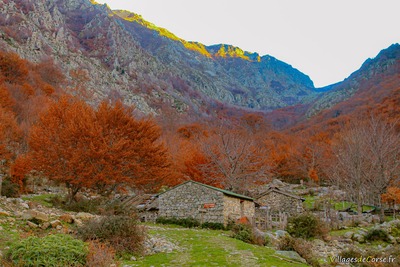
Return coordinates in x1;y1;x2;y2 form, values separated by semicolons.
50;220;62;228
59;214;74;223
23;210;49;222
343;231;354;239
20;202;29;209
0;210;10;217
75;212;95;221
275;230;289;238
352;234;365;243
130;256;136;261
41;222;51;230
74;219;83;227
388;235;396;244
275;251;307;263
27;221;38;228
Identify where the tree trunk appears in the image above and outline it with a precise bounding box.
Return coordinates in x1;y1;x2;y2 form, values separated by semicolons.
0;173;3;196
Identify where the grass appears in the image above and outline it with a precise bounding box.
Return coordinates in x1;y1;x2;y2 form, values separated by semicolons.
21;194;56;208
126;224;308;267
303;195;375;213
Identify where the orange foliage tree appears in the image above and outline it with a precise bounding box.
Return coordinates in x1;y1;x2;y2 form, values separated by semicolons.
29;96;170;201
381;187;400;217
0;106;22;195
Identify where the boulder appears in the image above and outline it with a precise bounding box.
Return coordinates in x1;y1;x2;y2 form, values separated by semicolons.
20;202;29;209
74;219;83;227
41;222;51;230
50;220;62;228
352;234;365;243
75;212;95;221
275;251;307;263
0;210;10;217
343;231;353;239
59;214;74;224
23;210;49;222
27;221;38;228
275;230;289;238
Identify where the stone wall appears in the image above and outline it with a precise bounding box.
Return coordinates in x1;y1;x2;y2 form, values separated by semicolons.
223;195;255;225
257;191;304;216
158;182;225;224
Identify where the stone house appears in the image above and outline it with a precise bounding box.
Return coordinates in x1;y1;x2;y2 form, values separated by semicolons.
157;180;255;226
255;185;305;216
119;194;159;222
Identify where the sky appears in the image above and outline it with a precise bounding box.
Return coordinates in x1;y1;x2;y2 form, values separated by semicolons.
96;0;400;88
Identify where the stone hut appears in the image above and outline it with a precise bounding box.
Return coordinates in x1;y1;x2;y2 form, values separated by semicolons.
255;185;305;216
119;194;159;222
158;180;255;226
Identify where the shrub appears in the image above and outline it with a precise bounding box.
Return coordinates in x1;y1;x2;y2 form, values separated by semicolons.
77;215;146;255
389;221;400;237
277;236;319;266
57;197;105;214
277;235;295;251
365;228;390;242
5;234;87;267
86;240;117;267
200;222;225;230
156;217;201;228
1;178;20;198
230;223;267;246
51;197;133;216
231;223;252;243
286;213;328;239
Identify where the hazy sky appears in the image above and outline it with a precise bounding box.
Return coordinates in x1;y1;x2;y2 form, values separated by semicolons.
96;0;400;88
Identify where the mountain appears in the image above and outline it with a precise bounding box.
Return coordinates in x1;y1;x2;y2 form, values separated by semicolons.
0;0;319;118
277;43;400;131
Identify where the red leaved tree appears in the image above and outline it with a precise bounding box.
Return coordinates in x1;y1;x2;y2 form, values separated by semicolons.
29;96;170;202
0;106;22;195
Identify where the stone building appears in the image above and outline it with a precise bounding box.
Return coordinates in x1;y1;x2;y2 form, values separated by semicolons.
255;185;305;216
119;194;159;222
158;180;255;226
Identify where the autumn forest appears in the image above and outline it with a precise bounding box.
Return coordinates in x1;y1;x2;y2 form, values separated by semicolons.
0;49;399;214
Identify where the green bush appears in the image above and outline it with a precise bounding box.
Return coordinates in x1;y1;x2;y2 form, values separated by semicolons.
200;222;225;230
6;234;87;267
231;223;252;243
277;235;295;251
230;223;267;246
56;197;105;213
77;215;145;255
156;217;201;228
365;228;390;242
1;179;20;198
286;213;328;239
389;221;400;237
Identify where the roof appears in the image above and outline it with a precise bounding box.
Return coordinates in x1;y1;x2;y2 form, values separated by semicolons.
256;186;305;202
157;180;254;201
120;194;158;210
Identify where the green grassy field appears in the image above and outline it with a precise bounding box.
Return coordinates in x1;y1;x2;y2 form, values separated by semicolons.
127;224;308;267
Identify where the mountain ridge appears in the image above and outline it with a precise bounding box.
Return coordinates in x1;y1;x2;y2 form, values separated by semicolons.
0;0;398;125
0;0;320;117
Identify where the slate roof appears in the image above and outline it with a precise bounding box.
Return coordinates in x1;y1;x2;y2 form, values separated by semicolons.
157;180;254;201
256;185;305;202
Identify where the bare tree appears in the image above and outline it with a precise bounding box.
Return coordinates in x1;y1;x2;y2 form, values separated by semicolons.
329;116;400;215
199;122;270;194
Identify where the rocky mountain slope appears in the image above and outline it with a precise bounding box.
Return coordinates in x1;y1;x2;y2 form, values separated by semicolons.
306;43;400;117
266;43;400;129
0;0;319;118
